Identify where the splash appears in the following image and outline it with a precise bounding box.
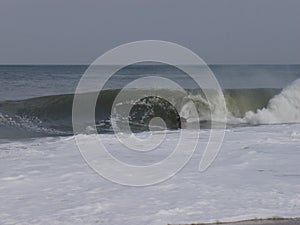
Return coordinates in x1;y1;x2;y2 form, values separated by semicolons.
242;79;300;124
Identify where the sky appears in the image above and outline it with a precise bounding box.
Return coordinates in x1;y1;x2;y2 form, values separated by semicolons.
0;0;299;65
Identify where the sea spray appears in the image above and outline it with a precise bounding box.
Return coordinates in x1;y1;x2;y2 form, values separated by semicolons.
242;78;300;124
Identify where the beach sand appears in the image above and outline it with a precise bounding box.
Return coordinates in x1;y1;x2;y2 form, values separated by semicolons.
180;218;300;225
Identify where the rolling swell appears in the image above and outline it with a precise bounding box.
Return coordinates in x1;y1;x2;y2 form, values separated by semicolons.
0;87;287;139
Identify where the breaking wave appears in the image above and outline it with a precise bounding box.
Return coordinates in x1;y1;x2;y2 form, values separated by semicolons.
240;78;300;125
1;78;300;138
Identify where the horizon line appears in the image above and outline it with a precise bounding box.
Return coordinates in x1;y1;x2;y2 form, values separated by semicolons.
0;63;299;66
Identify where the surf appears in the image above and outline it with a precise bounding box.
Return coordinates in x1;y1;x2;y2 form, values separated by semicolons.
0;78;299;138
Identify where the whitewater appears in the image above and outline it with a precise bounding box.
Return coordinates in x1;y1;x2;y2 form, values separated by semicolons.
241;78;300;124
1;124;300;224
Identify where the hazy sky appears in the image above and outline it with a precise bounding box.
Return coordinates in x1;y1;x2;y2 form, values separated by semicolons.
0;0;299;64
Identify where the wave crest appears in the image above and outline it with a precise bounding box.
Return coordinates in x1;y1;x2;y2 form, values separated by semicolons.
242;79;300;124
1;78;300;138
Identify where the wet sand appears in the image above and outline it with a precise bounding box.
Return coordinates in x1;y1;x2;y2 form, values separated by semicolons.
179;218;300;225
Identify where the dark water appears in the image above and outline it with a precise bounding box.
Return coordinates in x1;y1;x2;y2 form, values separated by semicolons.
0;65;300;138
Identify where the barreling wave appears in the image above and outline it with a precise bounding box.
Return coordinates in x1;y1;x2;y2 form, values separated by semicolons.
1;78;300;139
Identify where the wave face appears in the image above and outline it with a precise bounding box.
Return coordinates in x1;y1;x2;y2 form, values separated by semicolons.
1;78;300;138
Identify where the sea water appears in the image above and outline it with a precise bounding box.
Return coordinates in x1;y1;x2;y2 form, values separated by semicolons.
0;65;300;224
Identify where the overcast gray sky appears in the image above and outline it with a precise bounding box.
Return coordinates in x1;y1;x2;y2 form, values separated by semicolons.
0;0;299;64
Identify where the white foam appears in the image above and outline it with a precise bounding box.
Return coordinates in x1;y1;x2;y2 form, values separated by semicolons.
1;124;300;224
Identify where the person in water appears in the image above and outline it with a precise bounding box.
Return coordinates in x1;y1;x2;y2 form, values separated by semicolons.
176;115;187;129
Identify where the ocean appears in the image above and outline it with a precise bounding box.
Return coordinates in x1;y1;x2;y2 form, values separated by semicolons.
1;65;300;224
1;64;300;139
